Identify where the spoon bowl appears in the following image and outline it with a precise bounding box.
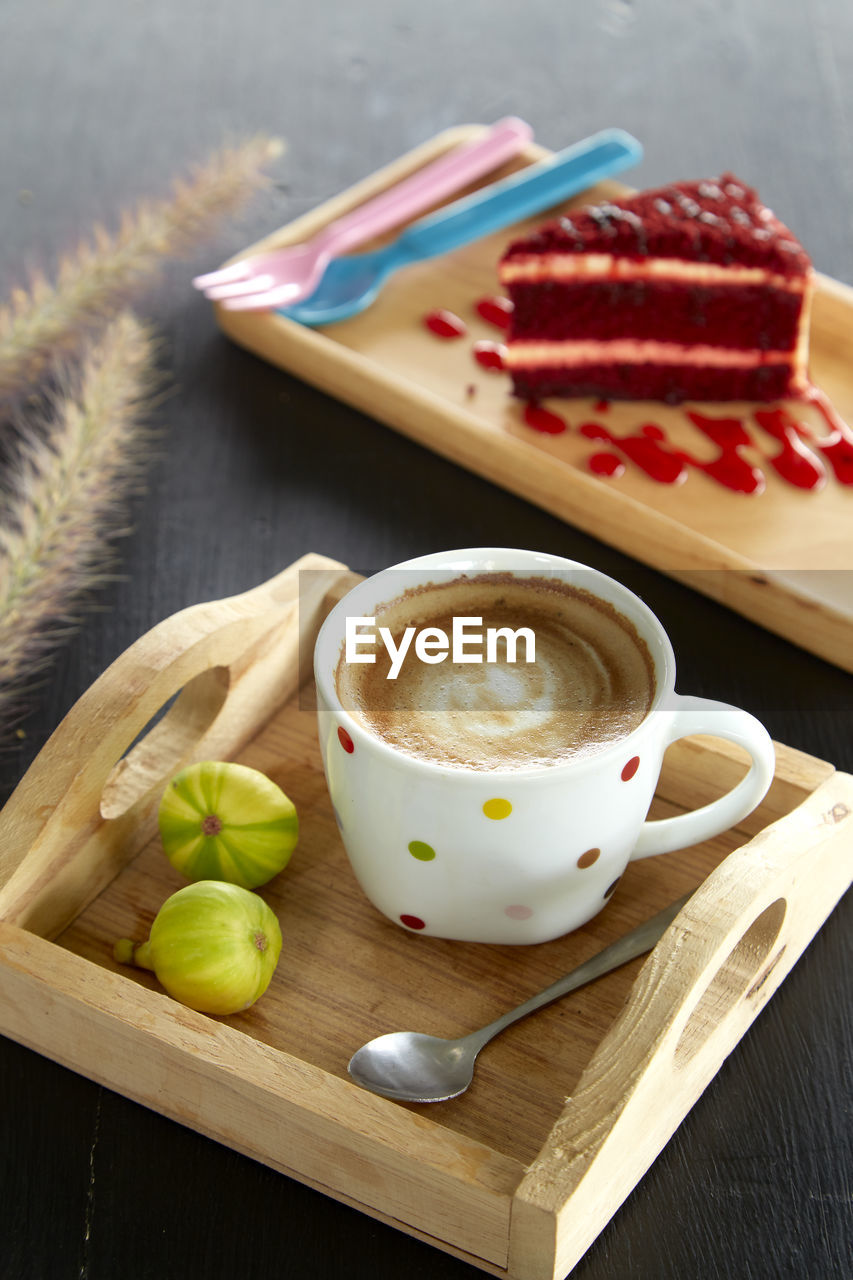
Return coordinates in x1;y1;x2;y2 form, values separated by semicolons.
347;893;691;1103
348;1031;481;1103
275;248;400;325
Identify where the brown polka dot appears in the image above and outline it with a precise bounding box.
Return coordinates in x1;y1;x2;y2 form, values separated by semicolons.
577;847;601;869
603;878;621;899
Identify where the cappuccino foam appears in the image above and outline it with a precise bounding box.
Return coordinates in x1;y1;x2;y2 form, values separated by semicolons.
336;574;655;770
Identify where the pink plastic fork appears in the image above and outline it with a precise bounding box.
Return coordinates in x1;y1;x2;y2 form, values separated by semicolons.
193;117;533;307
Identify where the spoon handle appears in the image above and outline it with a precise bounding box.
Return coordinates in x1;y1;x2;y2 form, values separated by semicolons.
466;892;693;1052
393;128;643;266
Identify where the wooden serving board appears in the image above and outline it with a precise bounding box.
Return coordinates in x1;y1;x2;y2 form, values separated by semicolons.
0;555;851;1280
215;126;853;673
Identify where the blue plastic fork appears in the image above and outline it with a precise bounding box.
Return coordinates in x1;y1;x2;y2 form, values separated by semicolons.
262;128;642;327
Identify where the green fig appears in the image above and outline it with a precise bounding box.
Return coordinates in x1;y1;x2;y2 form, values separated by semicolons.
158;760;298;889
115;880;282;1014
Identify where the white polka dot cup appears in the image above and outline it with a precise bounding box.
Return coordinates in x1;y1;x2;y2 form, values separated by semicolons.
313;548;775;944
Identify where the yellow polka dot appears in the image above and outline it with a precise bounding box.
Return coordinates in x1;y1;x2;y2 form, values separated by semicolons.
483;798;512;820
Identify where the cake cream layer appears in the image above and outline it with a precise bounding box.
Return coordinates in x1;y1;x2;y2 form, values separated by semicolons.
504;339;802;371
499;254;810;291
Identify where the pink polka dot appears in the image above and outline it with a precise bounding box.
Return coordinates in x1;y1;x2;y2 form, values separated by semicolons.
621;755;640;781
337;726;354;753
504;904;533;920
400;914;425;930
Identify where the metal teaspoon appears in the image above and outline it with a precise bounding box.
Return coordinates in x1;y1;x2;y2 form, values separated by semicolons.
348;893;692;1103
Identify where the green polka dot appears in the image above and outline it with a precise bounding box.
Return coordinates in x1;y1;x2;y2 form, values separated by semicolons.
408;840;436;861
483;798;512;820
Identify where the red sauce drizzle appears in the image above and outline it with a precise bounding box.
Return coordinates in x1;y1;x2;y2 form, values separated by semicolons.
423;308;466;338
753;408;826;490
420;298;853;494
523;403;567;434
475;295;513;330
817;432;853;485
519;395;852;493
588;452;625;478
579;420;688;484
798;385;853;485
683;411;765;494
472;340;506;371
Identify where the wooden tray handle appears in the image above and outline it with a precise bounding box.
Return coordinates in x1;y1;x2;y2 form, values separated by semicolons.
510;769;853;1280
0;553;354;937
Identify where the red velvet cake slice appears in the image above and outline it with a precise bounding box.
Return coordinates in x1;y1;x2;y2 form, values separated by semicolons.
498;174;814;404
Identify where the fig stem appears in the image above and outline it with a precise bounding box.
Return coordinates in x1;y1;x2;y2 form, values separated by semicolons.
113;937;154;970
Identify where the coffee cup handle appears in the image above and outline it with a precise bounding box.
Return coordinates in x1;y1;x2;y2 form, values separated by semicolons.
630;695;776;860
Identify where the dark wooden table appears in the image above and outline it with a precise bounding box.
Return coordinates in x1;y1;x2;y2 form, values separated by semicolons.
1;3;851;1277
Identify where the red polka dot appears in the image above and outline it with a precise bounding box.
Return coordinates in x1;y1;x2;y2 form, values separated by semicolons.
621;755;640;781
337;726;354;753
400;914;425;930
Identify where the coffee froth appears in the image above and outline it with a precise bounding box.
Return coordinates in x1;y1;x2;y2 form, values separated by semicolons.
335;574;656;770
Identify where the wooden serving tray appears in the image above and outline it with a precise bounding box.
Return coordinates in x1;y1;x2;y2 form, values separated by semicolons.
214;127;853;673
0;554;851;1280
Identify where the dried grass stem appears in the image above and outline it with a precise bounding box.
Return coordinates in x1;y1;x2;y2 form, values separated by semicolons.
0;311;156;712
0;134;282;399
